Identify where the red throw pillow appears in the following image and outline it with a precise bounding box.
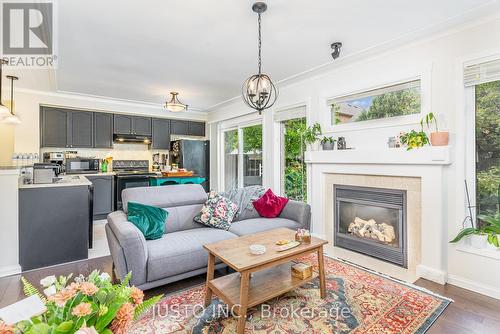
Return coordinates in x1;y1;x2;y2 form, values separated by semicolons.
252;189;289;218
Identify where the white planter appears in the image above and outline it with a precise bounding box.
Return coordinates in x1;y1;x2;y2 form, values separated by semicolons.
468;234;488;249
307;142;320;151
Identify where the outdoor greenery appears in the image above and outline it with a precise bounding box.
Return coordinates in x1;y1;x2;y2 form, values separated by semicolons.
283;118;307;201
356;89;420;122
475;80;500;217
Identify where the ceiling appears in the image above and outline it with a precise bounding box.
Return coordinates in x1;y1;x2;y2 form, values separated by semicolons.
12;0;500;111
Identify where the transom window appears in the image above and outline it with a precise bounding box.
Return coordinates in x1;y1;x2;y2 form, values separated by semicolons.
328;80;421;126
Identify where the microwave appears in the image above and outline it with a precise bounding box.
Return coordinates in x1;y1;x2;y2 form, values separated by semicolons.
65;158;100;174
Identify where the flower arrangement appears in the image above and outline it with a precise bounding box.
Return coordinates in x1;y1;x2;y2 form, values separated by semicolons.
1;271;162;334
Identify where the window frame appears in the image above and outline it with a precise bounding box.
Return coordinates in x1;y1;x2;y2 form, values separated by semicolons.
320;72;431;134
219;120;263;191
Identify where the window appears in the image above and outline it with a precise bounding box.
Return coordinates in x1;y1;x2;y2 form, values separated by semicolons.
474;80;499;219
275;105;308;201
328;80;421;125
222;123;263;192
281;117;307;201
465;59;500;224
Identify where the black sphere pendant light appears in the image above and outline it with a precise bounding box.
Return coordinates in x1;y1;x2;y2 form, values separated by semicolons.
242;2;277;114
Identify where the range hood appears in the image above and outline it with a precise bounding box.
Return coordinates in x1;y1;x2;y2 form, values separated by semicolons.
113;134;152;144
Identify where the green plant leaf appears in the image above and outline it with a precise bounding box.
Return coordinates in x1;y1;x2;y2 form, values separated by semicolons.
450;227;478;243
25;323;50;334
21;277;47;303
134;295;163;320
94;302;122;332
54;321;74;334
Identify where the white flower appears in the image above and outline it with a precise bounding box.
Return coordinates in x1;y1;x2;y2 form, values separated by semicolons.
99;272;111;281
40;275;56;288
43;285;57;296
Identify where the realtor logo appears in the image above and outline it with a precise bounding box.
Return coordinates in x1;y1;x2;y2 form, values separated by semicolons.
2;1;56;67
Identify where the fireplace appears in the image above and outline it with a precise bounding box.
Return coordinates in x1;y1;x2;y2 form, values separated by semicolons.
334;185;407;267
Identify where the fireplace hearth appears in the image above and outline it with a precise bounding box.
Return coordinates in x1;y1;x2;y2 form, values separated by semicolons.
334;185;407;267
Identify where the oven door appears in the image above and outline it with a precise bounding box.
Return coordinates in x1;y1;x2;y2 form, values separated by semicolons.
115;175;151;209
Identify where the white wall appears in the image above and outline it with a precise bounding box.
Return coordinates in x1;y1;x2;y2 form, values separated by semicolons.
208;15;500;296
10;89;207;155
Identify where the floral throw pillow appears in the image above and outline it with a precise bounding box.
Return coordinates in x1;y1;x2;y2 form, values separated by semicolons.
194;191;238;230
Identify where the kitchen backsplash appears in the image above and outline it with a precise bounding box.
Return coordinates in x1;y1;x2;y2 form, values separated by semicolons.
40;143;169;167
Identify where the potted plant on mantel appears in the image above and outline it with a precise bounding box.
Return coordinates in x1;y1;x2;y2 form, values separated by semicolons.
303;122;322;151
421;112;449;146
399;127;429;150
321;136;336;150
450;212;500;249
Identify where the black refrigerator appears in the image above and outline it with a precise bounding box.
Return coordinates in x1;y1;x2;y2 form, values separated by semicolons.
170;140;210;192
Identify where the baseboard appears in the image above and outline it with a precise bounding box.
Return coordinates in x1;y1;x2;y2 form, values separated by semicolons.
416;265;447;285
447;274;500;300
0;264;21;278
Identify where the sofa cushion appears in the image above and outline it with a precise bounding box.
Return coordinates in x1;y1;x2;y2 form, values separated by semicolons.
122;184;207;214
194;191;238;230
222;186;266;222
127;202;167;240
228;218;301;236
163;204;205;234
252;189;289;218
146;228;236;282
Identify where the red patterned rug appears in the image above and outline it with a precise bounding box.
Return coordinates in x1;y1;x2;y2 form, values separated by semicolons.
130;255;450;333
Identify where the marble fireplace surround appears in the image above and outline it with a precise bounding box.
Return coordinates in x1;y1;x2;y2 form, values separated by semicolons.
306;148;451;284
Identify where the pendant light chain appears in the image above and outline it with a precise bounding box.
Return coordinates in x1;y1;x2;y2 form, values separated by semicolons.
258;13;262;75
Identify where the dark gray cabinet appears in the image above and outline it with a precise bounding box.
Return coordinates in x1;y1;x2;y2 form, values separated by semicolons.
113;115;151;135
133;117;152;136
40;107;93;148
188;121;206;136
19;186;90;271
69;111;93;148
152;118;171;149
94;113;113;148
113;114;133;135
86;175;114;219
40;107;68;147
171;120;189;135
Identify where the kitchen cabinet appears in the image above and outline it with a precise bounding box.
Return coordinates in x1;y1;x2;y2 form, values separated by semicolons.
188;121;206;136
69;111;94;148
152;118;171;149
40;107;93;148
19;185;90;271
94;112;113;148
113;115;152;135
171;120;189;135
86;175;114;219
40;107;68;147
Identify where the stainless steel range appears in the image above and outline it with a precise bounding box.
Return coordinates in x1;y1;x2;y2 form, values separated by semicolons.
113;160;156;209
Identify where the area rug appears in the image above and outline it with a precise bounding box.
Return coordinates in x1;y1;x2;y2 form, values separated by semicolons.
130;254;451;333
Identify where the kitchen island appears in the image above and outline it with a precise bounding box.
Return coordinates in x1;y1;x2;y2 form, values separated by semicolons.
19;175;93;271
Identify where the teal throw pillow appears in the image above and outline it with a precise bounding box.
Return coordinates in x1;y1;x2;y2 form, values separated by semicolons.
127;201;167;240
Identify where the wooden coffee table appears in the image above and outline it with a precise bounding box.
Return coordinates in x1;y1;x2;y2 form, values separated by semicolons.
203;227;328;334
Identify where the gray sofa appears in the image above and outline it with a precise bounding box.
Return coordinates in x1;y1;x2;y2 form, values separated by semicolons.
105;184;311;290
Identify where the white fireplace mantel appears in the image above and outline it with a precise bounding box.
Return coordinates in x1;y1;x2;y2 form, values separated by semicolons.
305;147;451;165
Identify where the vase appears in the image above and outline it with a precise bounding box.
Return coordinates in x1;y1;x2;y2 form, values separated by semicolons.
468;234;488;249
322;142;335;150
308;142;320;151
430;132;449;146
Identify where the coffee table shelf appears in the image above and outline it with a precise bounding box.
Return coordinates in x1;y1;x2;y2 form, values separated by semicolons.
208;263;319;310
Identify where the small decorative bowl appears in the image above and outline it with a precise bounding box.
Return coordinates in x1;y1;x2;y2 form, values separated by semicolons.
249;244;266;255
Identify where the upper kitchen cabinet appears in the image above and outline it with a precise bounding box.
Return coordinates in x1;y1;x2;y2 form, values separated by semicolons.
113;114;133;135
170;120;189;135
40;107;93;148
188;121;206;136
68;111;94;148
152;118;171;149
113;114;151;135
40;107;68;147
94;112;113;148
133;116;152;136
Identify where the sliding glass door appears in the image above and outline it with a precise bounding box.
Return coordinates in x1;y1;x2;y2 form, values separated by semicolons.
222;123;263;191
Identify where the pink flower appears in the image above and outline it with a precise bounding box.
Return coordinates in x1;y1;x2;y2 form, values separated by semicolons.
72;302;93;317
78;282;98;296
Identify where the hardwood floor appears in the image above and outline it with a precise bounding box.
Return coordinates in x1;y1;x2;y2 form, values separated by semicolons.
1;256;499;334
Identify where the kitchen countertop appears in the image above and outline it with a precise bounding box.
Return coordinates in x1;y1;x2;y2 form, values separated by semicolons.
19;175;92;189
62;171;116;176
